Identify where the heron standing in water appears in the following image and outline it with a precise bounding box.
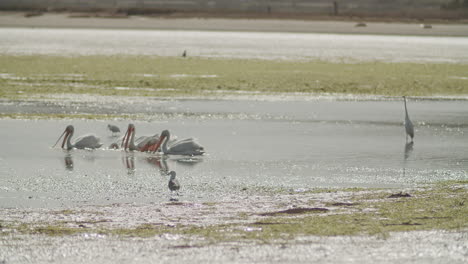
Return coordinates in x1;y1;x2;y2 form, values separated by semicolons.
403;96;414;142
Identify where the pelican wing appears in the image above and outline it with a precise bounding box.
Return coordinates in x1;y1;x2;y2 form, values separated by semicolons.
135;134;159;150
167;138;204;156
73;134;103;149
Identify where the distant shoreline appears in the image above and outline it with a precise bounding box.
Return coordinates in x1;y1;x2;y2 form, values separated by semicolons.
1;11;468;36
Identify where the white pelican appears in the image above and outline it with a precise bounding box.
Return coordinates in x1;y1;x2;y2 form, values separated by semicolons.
403;96;414;142
53;125;102;150
107;124;120;136
121;124;159;152
152;130;205;156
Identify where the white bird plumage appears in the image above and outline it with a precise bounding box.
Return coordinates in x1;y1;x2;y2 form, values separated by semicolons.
403;96;414;142
153;130;205;156
53;125;102;150
121;124;159;152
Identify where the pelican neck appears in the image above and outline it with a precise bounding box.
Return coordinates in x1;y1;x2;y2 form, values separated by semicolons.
129;129;137;151
66;130;74;150
161;132;171;154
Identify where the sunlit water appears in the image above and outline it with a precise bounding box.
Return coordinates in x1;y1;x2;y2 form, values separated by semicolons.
0;98;467;208
1;27;468;63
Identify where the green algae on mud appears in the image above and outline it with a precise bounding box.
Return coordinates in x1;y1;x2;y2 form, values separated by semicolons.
258;182;468;238
2;181;466;242
1;55;468;99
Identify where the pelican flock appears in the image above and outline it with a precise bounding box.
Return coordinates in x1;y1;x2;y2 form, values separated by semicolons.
53;124;204;156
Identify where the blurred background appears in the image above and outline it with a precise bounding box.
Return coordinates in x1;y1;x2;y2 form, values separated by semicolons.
1;0;467;20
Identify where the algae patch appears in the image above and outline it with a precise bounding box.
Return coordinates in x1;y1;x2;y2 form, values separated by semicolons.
1;182;466;243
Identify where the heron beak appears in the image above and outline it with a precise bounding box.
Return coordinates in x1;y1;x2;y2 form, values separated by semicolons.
152;135;166;153
52;130;67;148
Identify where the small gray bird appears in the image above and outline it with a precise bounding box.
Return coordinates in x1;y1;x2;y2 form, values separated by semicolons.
168;171;180;194
107;124;120;136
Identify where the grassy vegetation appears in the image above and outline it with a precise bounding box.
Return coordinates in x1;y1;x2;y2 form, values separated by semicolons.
2;181;466;242
1;55;467;99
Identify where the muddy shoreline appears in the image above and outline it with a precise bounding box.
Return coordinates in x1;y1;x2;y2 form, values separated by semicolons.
1;11;468;36
1;182;467;263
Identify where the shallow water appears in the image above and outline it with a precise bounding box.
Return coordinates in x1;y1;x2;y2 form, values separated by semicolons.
1;27;468;63
0;97;467;208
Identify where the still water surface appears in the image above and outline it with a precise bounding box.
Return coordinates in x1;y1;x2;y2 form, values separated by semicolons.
0;98;466;208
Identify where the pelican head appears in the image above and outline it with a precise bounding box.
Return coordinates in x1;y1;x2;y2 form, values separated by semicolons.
152;130;170;153
53;125;74;149
160;130;170;138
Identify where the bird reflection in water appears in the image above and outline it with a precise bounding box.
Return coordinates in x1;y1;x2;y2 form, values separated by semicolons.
403;141;414;177
146;156;169;176
404;141;414;161
64;153;74;171
123;152;136;176
147;156;203;173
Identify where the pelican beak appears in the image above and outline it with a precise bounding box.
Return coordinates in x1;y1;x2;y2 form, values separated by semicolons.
61;130;71;149
52;129;67;148
152;135;166;153
121;127;130;150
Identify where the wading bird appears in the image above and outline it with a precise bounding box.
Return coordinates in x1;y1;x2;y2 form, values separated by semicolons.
152;130;204;156
403;96;414;142
121;124;160;152
168;171;180;194
107;124;120;136
53;125;102;150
